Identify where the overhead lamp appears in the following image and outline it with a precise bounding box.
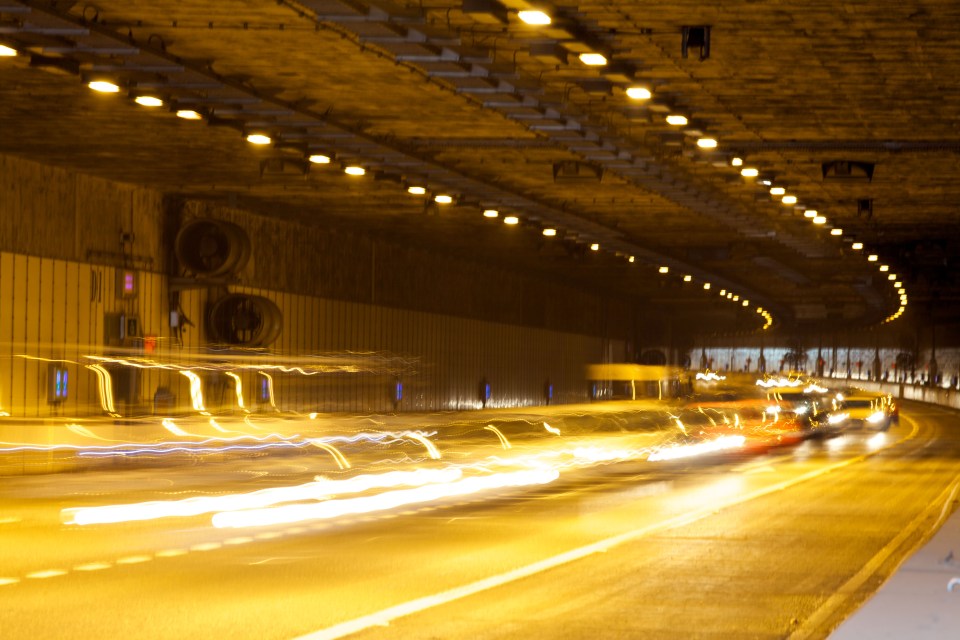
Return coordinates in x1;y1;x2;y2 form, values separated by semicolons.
246;133;272;145
434;194;453;204
731;157;743;167
813;216;826;224
88;80;120;93
626;86;652;100
0;44;17;57
727;293;733;299
543;228;557;237
503;215;519;225
740;168;759;177
782;195;797;205
879;264;889;272
760;180;772;186
769;187;786;196
579;53;608;66
483;209;499;218
830;228;843;236
628;256;635;263
696;138;717;149
134;96;163;107
703;283;711;290
517;10;551;25
732;295;739;301
803;209;817;218
590;243;600;251
407;186;426;195
742;300;749;307
344;166;366;176
851;242;863;250
896;284;903;290
176;110;202;120
666;114;688;126
867;254;878;262
658;266;669;274
309;154;331;164
683;275;692;282
719;289;726;295
888;274;896;281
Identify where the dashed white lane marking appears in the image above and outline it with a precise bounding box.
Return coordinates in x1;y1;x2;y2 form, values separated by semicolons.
156;549;188;558
26;570;67;579
74;562;112;571
224;536;254;546
190;542;221;552
256;531;282;540
116;555;152;565
0;517;22;525
0;577;20;586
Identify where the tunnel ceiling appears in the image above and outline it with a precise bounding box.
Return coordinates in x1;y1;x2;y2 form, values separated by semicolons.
2;0;960;333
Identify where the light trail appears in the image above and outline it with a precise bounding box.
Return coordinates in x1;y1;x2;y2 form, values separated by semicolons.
483;425;511;449
543;422;561;436
62;468;464;526
309;440;351;469
648;435;746;461
212;468;559;529
402;431;441;459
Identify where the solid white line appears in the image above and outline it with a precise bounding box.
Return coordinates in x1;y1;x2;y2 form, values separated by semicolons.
293;420;920;640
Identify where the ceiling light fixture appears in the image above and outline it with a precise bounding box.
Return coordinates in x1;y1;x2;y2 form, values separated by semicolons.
590;243;600;251
483;209;499;218
851;242;864;250
344;166;366;176
830;228;843;236
434;195;453;204
888;274;896;281
813;216;827;224
867;254;878;262
88;80;120;93
879;265;889;272
309;154;331;164
579;53;608;66
246;133;272;145
407;186;426;195
626;86;652;100
740;168;759;177
696;138;717;149
769;187;786;196
703;283;711;290
176;110;202;120
504;215;519;225
628;256;635;263
782;195;797;205
732;295;739;301
683;275;692;282
659;266;669;274
543;228;557;237
898;287;905;293
134;96;163;107
803;210;817;218
719;289;726;295
666;115;688;126
731;157;743;167
517;10;551;25
742;300;749;307
0;44;17;57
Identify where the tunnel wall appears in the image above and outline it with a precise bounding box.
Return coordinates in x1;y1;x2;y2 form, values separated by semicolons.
0;153;629;417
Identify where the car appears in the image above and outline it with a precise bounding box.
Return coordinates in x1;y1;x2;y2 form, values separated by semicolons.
832;392;897;431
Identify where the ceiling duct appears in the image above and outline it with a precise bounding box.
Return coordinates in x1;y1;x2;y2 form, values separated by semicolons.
461;0;508;25
174;219;251;278
207;294;283;348
822;160;875;182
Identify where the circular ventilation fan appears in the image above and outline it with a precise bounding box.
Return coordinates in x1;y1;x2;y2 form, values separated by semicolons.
207;294;282;347
175;219;251;278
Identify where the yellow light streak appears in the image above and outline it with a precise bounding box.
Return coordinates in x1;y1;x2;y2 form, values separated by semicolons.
543;422;561;436
224;372;250;412
161;418;191;437
402;431;441;459
179;370;208;414
212;468;560;529
86;364;119;416
648;435;745;461
65;424;122;442
62;468;464;526
484;425;512;449
309;440;351;469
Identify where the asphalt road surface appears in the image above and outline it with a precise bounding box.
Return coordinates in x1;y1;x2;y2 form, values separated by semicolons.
1;401;958;639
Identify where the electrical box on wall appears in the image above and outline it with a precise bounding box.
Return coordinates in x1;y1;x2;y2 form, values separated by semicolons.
48;364;69;404
116;268;138;298
104;312;141;346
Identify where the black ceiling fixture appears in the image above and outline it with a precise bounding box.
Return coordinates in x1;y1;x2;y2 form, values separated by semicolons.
857;198;874;219
822;160;875;182
681;26;711;61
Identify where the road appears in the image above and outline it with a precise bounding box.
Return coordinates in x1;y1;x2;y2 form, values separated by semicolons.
1;401;958;639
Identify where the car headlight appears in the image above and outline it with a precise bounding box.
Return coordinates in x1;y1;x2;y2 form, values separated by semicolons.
867;411;887;424
794;406;809;416
828;412;848;425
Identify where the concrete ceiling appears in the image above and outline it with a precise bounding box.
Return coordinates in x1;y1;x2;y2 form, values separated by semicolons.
1;0;959;333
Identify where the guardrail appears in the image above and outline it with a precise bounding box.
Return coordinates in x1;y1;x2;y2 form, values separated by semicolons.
843;379;960;411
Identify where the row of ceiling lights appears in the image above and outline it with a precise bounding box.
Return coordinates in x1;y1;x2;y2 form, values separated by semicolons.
507;9;903;325
4;39;772;330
